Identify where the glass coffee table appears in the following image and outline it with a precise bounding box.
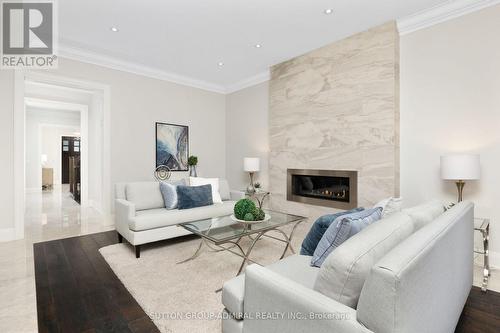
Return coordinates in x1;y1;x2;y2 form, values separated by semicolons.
178;210;306;276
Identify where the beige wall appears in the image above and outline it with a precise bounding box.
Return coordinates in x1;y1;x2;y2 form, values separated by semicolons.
400;5;500;265
225;82;269;191
268;22;400;221
25;108;81;189
0;58;226;234
0;71;15;232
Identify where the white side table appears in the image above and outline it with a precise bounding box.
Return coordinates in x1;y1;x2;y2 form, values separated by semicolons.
474;217;490;292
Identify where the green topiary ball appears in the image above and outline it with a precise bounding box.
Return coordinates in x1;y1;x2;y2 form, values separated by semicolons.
234;199;257;220
243;213;255;221
254;208;266;221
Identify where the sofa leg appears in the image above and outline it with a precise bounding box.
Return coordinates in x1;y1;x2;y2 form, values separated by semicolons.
118;233;123;243
135;245;141;258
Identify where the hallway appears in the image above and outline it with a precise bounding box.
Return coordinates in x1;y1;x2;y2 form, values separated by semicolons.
0;185;113;332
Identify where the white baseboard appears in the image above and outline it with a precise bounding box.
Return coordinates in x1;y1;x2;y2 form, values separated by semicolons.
0;228;17;242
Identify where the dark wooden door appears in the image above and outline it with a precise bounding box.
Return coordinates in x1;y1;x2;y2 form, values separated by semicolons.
61;136;80;184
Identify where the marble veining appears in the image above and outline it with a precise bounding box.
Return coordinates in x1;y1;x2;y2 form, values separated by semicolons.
269;22;400;220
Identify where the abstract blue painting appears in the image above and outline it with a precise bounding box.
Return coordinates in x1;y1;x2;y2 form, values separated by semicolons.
156;122;189;171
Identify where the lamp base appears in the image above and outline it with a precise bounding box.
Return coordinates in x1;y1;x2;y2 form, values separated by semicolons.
247;172;255;194
456;180;465;202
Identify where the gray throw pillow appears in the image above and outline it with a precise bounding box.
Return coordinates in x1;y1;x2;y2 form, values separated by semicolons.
311;207;383;267
177;184;213;210
159;179;186;209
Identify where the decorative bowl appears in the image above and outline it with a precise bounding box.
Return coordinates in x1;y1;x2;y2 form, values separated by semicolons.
230;213;271;224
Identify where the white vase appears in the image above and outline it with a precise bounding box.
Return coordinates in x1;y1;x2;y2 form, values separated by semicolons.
189;165;197;177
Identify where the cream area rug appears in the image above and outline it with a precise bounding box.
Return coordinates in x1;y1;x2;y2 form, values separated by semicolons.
99;222;310;333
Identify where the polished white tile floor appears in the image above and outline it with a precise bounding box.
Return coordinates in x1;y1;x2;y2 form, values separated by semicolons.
0;185;114;333
0;189;498;332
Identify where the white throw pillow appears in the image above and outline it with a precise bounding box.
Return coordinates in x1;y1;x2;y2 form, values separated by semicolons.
403;200;445;230
373;197;402;218
189;177;222;203
313;212;415;308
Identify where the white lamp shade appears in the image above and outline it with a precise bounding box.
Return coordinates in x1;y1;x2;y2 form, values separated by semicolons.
244;157;260;172
440;154;480;180
41;154;48;165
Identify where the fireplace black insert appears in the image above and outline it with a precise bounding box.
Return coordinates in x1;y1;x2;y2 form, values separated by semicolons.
287;169;357;209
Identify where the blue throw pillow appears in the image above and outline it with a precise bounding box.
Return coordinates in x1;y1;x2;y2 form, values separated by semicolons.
160;179;186;209
300;208;364;256
311;207;383;267
177;184;213;210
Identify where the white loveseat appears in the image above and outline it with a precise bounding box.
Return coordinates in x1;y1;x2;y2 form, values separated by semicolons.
115;179;244;258
222;201;474;333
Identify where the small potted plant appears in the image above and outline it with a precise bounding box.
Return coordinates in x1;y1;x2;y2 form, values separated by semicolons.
188;155;198;177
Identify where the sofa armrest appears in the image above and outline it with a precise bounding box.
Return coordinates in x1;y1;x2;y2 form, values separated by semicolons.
243;264;372;333
115;199;136;234
230;190;246;201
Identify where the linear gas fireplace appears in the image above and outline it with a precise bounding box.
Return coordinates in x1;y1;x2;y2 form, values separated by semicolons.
287;169;358;210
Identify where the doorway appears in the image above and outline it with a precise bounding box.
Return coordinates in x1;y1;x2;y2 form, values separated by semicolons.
13;71;112;240
61;136;81;203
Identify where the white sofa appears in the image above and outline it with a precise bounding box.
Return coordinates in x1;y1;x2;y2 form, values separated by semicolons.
115;179;244;258
222;201;474;333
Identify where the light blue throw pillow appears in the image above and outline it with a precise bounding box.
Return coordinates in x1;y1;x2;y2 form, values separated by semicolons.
311;207;383;267
300;207;364;256
160;179;186;209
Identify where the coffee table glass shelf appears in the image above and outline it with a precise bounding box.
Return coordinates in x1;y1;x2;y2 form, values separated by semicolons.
178;210;306;276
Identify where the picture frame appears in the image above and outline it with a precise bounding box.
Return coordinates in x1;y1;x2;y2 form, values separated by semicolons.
155;122;189;171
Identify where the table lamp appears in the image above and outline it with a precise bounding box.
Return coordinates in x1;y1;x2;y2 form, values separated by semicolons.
244;157;260;194
440;154;480;202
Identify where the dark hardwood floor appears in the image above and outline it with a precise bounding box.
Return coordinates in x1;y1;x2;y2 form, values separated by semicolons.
34;231;159;333
34;231;500;333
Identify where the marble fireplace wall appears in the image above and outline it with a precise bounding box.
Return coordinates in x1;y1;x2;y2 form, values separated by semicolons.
269;21;400;220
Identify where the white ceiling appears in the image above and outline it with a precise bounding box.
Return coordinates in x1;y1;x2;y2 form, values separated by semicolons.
58;0;473;92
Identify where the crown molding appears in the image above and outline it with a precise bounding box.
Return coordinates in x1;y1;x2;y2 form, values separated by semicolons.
59;44;227;94
225;71;270;94
398;0;500;35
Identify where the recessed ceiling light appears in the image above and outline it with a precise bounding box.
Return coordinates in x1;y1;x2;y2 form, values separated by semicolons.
110;27;119;32
324;8;333;15
218;62;224;67
255;44;262;48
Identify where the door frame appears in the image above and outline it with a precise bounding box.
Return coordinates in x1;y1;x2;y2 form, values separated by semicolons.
14;71;111;240
26;96;89;204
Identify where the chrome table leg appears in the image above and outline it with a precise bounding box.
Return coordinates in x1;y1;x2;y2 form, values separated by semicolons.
177;238;204;264
481;224;490;292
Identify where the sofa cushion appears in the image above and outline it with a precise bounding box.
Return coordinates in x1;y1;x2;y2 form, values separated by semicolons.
177;184;213;209
311;208;382;267
403;200;445;230
130;201;235;231
159;179;186;209
300;208;364;256
374;197;403;218
219;179;231;201
222;255;318;319
313;212;415;308
125;182;165;211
